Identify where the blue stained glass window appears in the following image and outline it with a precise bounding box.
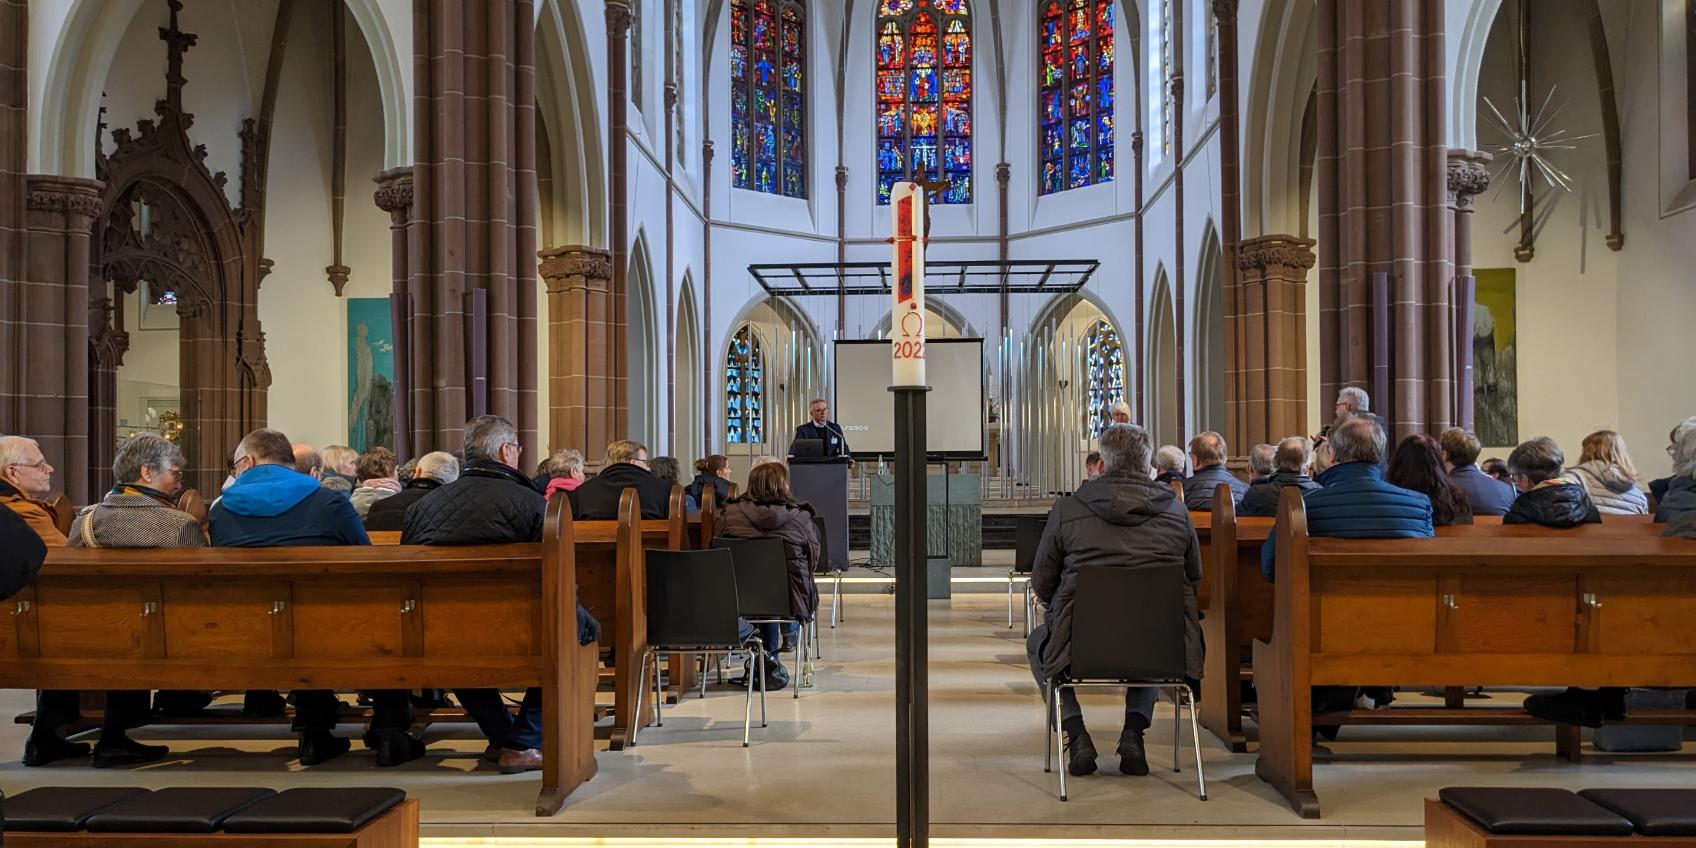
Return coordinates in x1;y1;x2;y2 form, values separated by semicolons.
732;0;806;198
1085;320;1125;435
1038;0;1114;195
726;325;766;444
876;0;973;205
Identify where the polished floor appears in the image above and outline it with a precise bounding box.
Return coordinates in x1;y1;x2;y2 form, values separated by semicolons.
0;591;1688;844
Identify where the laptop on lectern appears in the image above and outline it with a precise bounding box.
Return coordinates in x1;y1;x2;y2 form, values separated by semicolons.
788;438;826;460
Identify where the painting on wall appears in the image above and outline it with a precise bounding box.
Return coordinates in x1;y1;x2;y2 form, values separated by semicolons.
347;298;396;452
1473;268;1518;447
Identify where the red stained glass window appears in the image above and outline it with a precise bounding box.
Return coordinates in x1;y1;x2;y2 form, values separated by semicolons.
731;0;806;198
877;0;972;205
1039;0;1114;195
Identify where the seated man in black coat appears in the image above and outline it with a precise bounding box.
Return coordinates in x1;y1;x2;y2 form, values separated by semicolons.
568;439;676;520
401;415;601;774
363;451;458;531
1239;437;1322;517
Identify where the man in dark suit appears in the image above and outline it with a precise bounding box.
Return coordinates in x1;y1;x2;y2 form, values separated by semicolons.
793;398;852;459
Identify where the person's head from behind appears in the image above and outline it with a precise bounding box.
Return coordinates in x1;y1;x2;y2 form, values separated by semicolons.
1249;443;1276;478
1507;436;1566;493
535;449;574;479
1274;436;1309;475
413;451;460;484
1153;445;1186;477
746;461;796;503
356;446;398;483
809;399;829;426
1311;442;1336;476
1084;450;1105;479
397;458;417;482
114;434;187;496
320;445;358;477
1099;424;1153;480
0;435;53;498
1668;417;1696;453
696;454;731;480
1110;401;1133;425
1328;415;1386;466
1438;428;1482;472
1579;430;1638;481
1188;431;1227;470
1673;428;1696;480
463;415;522;470
1482;457;1510;481
1334;386;1370;424
292;443;323;479
1387;434;1447;494
650;456;682;483
230;428;295;480
553;449;586;481
751;455;781;469
606;439;650;470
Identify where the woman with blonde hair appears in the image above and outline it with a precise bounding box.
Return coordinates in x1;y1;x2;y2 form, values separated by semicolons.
1568;430;1648;515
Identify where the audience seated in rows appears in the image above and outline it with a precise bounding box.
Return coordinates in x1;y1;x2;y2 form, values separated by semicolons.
1152;445;1186;485
715;461;821;685
1388;434;1473;527
400;415;601;773
1656;428;1696;524
1503;437;1601;528
1648;417;1696;504
1438;428;1515;516
0;435;66;545
320;444;359;489
540;449;588;498
570;440;674;520
1028;424;1202;779
363;451;458;531
1183;432;1247;511
687;454;732;506
1239;437;1320;518
1567;430;1648;515
210;428;377;765
349;447;402;519
1247;443;1276;485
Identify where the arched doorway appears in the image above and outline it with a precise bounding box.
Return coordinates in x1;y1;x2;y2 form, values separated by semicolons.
721;298;823;456
1149;270;1179;449
1016;292;1128;496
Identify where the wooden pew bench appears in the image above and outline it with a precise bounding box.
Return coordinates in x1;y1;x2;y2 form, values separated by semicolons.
1426;787;1696;847
5;786;420;847
0;499;597;817
1253;487;1696;818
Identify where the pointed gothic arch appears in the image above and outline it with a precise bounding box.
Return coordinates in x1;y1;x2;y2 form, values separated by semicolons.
1194;223;1225;434
1149;267;1178;448
675;274;704;466
629;232;661;447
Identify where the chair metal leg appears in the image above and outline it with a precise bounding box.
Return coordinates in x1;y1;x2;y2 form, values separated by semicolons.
1054;684;1068;801
1007;574;1015;628
631;648;651;746
699;653;710;699
1186;687;1208;801
793;622;802;700
1023;583;1033;637
1043;684;1054;774
742;650;756;748
653;650;665;728
757;649;768;727
1172;687;1181;772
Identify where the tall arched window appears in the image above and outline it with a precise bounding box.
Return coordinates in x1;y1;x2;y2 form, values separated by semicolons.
731;0;807;197
1158;0;1174;157
726;325;766;443
1038;0;1114;195
1084;319;1124;435
876;0;973;205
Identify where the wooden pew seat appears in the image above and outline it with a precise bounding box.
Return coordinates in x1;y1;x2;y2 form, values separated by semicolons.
5;786;419;847
1426;788;1696;847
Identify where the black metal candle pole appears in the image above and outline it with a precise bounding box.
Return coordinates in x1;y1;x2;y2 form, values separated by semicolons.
892;383;930;848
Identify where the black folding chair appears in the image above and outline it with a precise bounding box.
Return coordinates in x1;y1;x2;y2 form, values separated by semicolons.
1010;515;1047;634
637;548;768;747
1043;564;1207;801
712;537;813;695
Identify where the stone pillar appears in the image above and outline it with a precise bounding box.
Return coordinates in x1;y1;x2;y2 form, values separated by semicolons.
409;1;539;455
374;167;413;458
1446;150;1489;431
1233;235;1316;449
21;178;101;504
540;246;618;462
1315;0;1454;439
606;0;633;444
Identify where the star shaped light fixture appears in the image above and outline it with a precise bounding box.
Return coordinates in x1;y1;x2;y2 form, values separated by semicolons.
1482;86;1596;213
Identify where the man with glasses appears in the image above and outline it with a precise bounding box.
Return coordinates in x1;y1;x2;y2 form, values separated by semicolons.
793;399;852;459
0;435;66;546
568;439;676;520
400;415;602;774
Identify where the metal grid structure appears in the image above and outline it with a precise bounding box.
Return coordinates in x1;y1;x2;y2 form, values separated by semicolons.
747;259;1099;299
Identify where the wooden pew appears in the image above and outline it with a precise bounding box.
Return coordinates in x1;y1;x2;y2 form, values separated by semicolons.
572;486;687;750
0;496;598;817
1195;485;1275;752
1253;486;1696;819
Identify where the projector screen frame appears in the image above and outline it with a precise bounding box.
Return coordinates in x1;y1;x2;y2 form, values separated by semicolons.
832;338;989;461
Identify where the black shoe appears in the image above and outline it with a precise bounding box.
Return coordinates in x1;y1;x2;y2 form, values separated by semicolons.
92;737;168;768
1601;688;1628;722
298;732;351;766
243;690;288;717
1315;724;1342;742
373;734;426;767
23;736;91;767
1524;689;1607;728
1061;716;1097;776
154;691;213;717
1116;727;1149;776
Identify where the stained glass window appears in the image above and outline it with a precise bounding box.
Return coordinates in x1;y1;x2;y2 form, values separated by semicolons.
673;0;686;166
876;0;973;205
726;325;766;444
1038;0;1114;195
1159;0;1173;157
731;0;807;198
1084;320;1124;435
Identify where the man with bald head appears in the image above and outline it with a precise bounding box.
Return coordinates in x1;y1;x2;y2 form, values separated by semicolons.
293;444;324;480
1240;437;1322;517
1182;431;1247;511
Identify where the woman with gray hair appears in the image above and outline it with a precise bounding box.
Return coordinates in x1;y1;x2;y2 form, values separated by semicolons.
1655;429;1696;524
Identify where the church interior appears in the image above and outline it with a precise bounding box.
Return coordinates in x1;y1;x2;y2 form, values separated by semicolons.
2;0;1695;845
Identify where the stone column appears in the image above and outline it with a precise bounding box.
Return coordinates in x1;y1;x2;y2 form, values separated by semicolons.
1315;0;1454;439
1446;150;1489;431
1233;235;1316;448
374;167;413;458
409;1;539;455
22;178;101;504
540;246;618;463
606;0;632;443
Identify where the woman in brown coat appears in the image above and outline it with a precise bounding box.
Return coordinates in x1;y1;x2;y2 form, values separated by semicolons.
715;462;821;652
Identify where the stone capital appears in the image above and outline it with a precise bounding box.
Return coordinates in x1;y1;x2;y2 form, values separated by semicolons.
26;176;105;221
373;167;414;216
1238;234;1317;274
605;1;633;36
1446;150;1492;211
1212;0;1239;21
539;245;614;287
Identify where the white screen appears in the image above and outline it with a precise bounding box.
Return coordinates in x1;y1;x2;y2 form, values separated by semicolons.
832;339;985;457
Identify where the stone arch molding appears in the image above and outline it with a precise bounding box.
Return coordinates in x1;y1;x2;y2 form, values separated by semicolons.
34;0;411;177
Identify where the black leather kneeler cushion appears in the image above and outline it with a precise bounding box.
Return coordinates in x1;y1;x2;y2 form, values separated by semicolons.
6;787;149;831
1438;787;1634;836
1579;788;1696;836
222;788;407;833
85;787;275;833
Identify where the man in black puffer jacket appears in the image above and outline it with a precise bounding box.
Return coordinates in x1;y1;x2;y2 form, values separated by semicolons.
400;415;601;775
569;440;676;519
1502;437;1602;529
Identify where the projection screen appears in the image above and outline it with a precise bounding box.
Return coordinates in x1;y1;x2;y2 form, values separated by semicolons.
832;339;986;457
